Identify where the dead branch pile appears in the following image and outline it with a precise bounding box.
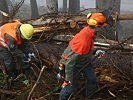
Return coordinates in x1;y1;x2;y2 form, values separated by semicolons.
24;13;133;35
32;42;133;100
29;40;133;100
0;40;133;100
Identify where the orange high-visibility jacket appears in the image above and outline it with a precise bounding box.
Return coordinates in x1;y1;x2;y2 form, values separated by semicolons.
69;26;95;55
0;21;22;48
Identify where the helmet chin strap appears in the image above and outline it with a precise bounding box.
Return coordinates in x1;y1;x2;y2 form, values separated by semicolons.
16;24;26;40
16;24;22;40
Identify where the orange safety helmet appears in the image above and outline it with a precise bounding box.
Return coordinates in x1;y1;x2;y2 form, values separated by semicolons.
87;13;107;27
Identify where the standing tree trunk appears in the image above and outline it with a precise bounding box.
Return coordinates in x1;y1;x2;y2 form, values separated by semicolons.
46;0;58;14
69;0;80;14
96;0;121;41
6;0;12;14
30;0;39;19
63;0;67;13
0;0;9;25
6;0;12;9
96;0;121;13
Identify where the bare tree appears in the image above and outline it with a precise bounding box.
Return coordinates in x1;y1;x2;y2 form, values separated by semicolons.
96;0;121;41
46;0;58;14
69;0;80;14
30;0;39;19
6;0;12;11
96;0;121;13
0;0;9;25
63;0;67;12
0;0;9;13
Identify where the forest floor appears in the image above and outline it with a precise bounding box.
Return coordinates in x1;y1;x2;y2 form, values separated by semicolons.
0;41;133;100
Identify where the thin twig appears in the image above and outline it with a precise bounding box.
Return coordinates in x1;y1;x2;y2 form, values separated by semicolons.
0;89;17;95
27;65;46;100
110;59;131;81
108;36;133;50
30;42;42;67
86;84;107;99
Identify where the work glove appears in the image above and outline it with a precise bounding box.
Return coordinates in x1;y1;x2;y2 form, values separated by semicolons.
28;52;36;59
94;50;105;59
23;53;30;62
62;80;71;88
57;64;65;82
57;69;65;81
58;63;65;70
23;52;35;62
7;44;16;52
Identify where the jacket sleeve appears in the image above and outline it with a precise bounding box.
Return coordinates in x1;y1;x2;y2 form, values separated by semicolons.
5;34;17;52
19;39;32;54
5;34;32;55
5;34;25;57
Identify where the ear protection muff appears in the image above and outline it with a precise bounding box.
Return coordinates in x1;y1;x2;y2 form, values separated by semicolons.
87;13;107;27
87;18;97;26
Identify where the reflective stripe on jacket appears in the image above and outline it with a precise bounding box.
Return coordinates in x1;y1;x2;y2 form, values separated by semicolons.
0;21;22;48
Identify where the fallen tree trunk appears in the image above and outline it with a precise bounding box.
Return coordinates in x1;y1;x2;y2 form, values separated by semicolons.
26;13;133;25
118;14;133;20
52;34;133;50
33;24;70;33
26;14;133;25
25;13;133;34
94;38;133;50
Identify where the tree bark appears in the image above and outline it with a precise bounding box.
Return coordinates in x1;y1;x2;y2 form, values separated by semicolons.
96;0;121;13
46;0;58;14
69;0;80;14
96;0;121;41
63;0;67;12
0;0;9;25
6;0;12;11
30;0;39;19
